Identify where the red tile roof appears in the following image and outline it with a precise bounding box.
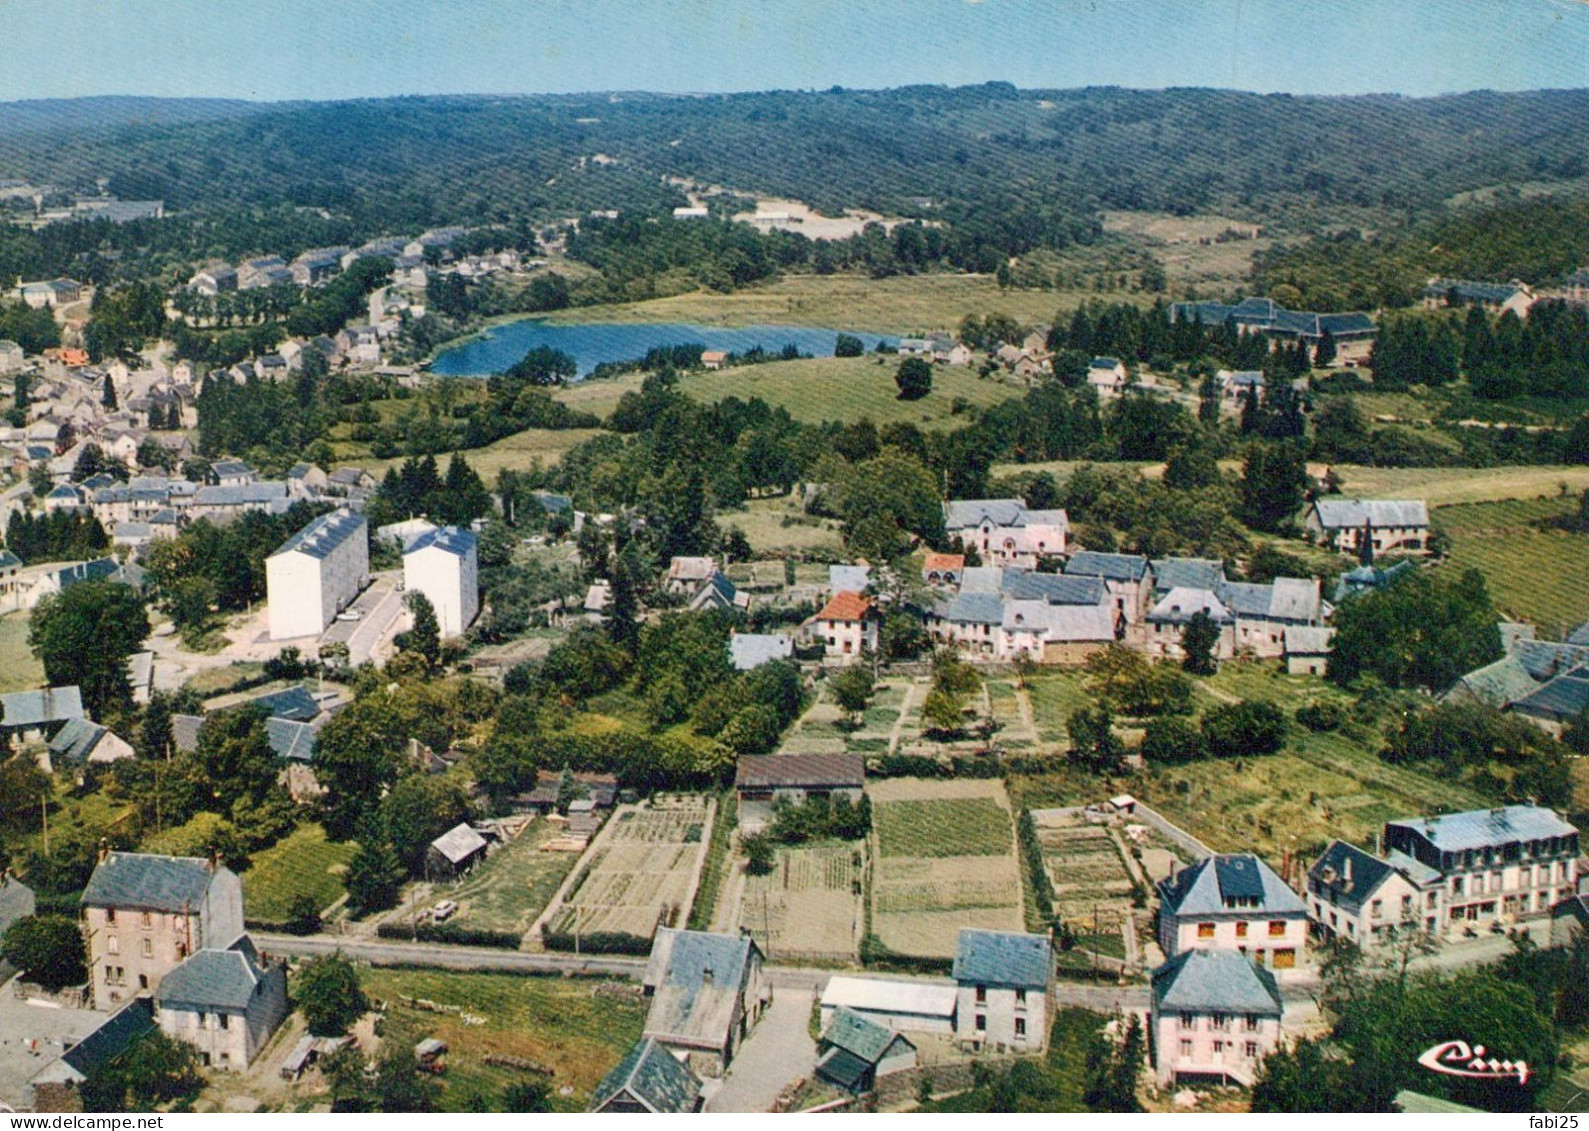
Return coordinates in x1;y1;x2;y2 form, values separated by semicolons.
816;591;874;622
923;552;965;572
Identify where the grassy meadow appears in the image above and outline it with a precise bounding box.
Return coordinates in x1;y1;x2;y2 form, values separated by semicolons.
1435;495;1589;634
242;823;357;922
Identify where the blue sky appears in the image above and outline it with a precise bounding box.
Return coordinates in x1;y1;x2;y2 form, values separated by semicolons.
1;0;1584;103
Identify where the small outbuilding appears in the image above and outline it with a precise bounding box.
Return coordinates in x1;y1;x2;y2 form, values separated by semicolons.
815;1007;918;1094
589;1037;704;1113
426;822;489;879
734;753;865;834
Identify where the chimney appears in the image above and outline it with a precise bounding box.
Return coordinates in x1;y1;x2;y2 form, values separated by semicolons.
1343;856;1353;884
206;846;218;873
701;964;713;985
97;838;110;864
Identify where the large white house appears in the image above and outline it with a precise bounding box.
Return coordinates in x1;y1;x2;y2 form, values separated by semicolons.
1307;839;1444;946
1157;854;1309;971
1305;498;1430;556
265;510;369;640
1382;805;1580;934
155;935;288;1071
942;499;1069;566
402;525;479;638
1151;949;1283;1088
951;929;1052;1053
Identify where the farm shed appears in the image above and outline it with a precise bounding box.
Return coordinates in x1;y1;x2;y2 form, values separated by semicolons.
818;975;956;1035
735;753;864;834
426;823;488;878
815;1007;917;1093
589;1037;703;1113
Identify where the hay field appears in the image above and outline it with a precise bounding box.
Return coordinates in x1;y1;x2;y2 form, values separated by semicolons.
868;778;1024;959
1435;496;1589;635
737;841;864;961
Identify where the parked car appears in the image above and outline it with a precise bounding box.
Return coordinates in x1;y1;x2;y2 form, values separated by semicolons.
431;900;458;922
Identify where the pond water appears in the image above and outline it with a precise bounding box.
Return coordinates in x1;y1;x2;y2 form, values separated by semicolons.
428;319;894;377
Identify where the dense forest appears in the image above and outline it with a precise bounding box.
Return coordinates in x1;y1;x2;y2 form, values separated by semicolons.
0;85;1585;291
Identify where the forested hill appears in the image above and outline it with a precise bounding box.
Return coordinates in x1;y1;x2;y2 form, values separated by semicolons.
1;85;1584;233
0;95;275;139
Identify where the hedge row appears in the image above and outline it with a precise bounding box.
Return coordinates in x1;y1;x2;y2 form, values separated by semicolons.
538;927;652;956
1017;810;1056;925
375;922;521;949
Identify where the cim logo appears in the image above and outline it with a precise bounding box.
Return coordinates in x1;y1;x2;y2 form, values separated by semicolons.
1418;1039;1530;1086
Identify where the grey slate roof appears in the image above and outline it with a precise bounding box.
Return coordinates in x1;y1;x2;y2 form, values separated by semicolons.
590;1038;702;1113
1219;578;1322;622
157;936;268;1012
405;525;477;558
39;998;156;1085
1386;805;1578;854
1065;551;1150;582
1309;840;1400;916
195;482;288;506
0;875;36;934
1152;950;1282;1016
265;717;317;761
643;928;760;1049
1284;626;1334;656
1006;571;1107;606
1511;669;1589;721
271;509;366;560
736;753;864;790
47;717;108;762
822;1007;913;1063
1;685;84;728
1158;854;1306;917
172;713;203;753
1147;586;1233;625
944;498;1025;530
952;929;1051;991
429;822;488;864
829;564;871;592
82;852;223;912
728;632;794;671
934;592;1006;625
1312;498;1429;529
245;684;320;722
1151;558;1226;593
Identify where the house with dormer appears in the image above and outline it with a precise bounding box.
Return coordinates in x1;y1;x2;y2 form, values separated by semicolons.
1157;854;1308;970
1307;839;1444;946
943;499;1069;566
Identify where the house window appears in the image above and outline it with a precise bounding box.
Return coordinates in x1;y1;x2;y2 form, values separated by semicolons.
975;985;987;1005
141;939;152;958
1180;1039;1193;1058
1014;989;1027;1008
1452;877;1464;895
974;1014;987;1034
107;935;119;955
1235;921;1248;938
1179;1011;1195;1030
1015;1018;1026;1039
141;911;152;928
105;909;117;925
1244;1014;1259;1032
1245;1042;1259;1059
1197;922;1215;939
1211;1012;1230;1032
219;1014;229;1031
1267;920;1286;937
1370;899;1382;919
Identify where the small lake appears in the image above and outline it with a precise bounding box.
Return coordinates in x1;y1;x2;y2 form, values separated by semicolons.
428;319;895;378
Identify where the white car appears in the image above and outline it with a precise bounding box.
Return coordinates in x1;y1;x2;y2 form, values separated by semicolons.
431;900;458;922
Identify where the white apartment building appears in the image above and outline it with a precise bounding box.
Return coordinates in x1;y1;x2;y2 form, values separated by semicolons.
1382;805;1580;933
265;510;369;640
402;525;479;638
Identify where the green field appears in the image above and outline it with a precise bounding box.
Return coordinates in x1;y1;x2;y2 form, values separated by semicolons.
561;353;1025;430
0;613;46;693
545;272;1112;335
1025;673;1093;744
921;1008;1102;1112
874;797;1013;858
719;494;845;556
357;967;644;1113
1321;464;1589;507
241;824;357;922
445;818;579;935
1436;496;1589;634
343;425;604;479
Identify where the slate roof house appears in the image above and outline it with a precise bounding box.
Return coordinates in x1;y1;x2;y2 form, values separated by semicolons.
943;498;1069;566
815;1007;918;1094
1307;839;1444;946
1150;949;1283;1087
1383;805;1579;933
265;510;369;640
0;685;84;744
1157;854;1308;970
156;934;288;1071
952;928;1052;1052
686;570;750;616
642;928;769;1076
1170;297;1377;361
1305;498;1430;556
589;1037;704;1113
81;851;245;1008
0;871;36;941
27;998;157;1112
47;718;134;772
728;631;794;671
1064;551;1155;624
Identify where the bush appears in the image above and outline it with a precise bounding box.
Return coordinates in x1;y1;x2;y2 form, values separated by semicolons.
538;927;653;955
1201;700;1288;758
374;922;521;949
1018;811;1055;924
1140;716;1206;763
1296;701;1345;732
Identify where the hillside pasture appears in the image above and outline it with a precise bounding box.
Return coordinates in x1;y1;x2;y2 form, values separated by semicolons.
868;778;1024;960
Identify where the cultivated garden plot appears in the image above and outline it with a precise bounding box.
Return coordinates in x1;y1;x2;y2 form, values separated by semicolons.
542;796;713;948
440;817;580;936
1033;813;1142;958
736;840;865;961
868;778;1024;959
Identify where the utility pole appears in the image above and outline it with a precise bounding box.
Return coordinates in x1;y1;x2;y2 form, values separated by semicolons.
40;790;49;857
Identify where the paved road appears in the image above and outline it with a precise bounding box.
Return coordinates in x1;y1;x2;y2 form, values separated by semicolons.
257;932;1152;1010
704;987;817;1113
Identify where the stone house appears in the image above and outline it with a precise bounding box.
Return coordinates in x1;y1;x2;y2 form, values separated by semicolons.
815;1008;917;1094
952;929;1052;1053
589;1037;704;1113
155;935;288;1070
1064;551;1154;625
642;928;769;1077
805;590;879;663
81;851;245;1008
1305;498;1430;556
1307;839;1444;946
943;499;1069;566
